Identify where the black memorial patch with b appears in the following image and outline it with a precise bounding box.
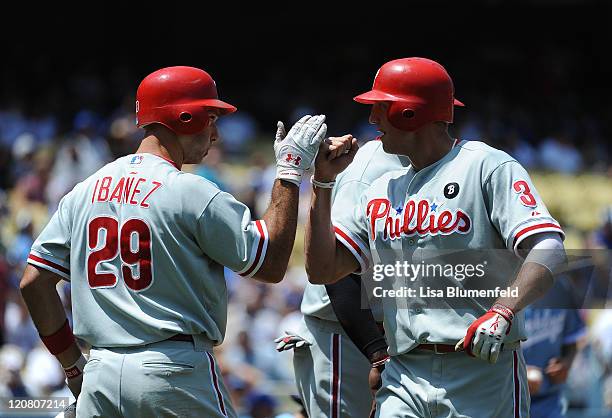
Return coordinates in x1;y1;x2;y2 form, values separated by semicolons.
444;182;460;199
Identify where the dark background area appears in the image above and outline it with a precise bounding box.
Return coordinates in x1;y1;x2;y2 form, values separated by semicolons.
2;3;610;138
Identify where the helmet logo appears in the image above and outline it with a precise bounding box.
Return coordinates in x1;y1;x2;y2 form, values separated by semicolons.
285;153;302;166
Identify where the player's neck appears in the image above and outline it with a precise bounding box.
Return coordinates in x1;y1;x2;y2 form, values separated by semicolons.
402;130;454;172
137;132;184;169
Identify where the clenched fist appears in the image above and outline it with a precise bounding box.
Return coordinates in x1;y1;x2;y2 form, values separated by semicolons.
463;303;514;364
313;134;359;182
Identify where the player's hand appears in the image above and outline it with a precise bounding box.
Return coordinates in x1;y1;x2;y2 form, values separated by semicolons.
274;115;327;186
463;303;514;364
545;357;571;384
274;331;312;352
369;398;377;418
368;349;388;395
65;373;83;399
368;352;388;418
313;134;359;182
526;366;543;394
369;366;383;396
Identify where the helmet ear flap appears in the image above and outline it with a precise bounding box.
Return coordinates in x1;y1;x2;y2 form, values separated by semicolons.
387;101;419;131
165;105;210;135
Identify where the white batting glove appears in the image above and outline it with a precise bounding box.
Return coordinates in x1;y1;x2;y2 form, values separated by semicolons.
463;303;514;364
274;115;327;186
274;331;312;352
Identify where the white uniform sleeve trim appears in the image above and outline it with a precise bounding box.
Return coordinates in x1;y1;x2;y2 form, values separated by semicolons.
29;249;69;269
333;223;371;274
511;220;564;256
237;220;269;278
27;251;70;281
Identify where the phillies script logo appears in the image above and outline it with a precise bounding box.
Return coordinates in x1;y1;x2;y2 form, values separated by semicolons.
285;153;302;166
366;198;472;240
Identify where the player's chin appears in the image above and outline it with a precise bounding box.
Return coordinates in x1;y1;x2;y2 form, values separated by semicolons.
184;153;206;165
380;138;394;153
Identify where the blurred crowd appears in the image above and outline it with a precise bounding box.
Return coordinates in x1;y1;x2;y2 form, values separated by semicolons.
0;88;611;417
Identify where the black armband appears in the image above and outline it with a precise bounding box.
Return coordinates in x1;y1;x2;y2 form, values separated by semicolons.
326;274;388;361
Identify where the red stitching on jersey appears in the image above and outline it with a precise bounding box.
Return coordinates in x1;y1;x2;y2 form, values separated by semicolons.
334;226;363;257
512;223;562;248
28;254;70;275
331;333;340;418
513;351;520;418
206;352;227;416
91;179;100;203
334;225;368;270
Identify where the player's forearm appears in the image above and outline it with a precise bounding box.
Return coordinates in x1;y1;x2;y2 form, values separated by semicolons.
496;233;565;312
19;265;82;367
326;274;388;360
20;265;68;335
305;187;338;284
254;179;299;283
495;261;553;313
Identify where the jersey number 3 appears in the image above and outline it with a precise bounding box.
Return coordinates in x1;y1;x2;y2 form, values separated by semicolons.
513;180;537;207
87;217;153;291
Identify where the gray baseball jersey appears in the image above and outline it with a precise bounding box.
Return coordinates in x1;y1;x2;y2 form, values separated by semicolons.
300;140;409;321
333;140;564;356
28;153;269;347
294;140;409;418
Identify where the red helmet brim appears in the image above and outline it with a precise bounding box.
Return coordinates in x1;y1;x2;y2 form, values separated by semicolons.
353;90;403;104
355;89;465;108
192;99;237;115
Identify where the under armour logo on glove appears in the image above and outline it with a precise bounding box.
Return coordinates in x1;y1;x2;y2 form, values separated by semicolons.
463;303;514;364
285;154;302;166
490;317;500;332
273;115;327;186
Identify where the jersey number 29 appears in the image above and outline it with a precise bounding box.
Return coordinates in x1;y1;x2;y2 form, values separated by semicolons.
87;216;153;291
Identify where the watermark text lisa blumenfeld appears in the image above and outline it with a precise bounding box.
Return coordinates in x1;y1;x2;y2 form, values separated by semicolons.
370;261;519;299
372;286;519;298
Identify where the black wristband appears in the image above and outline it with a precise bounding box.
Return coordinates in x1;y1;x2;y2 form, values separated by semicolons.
363;338;389;362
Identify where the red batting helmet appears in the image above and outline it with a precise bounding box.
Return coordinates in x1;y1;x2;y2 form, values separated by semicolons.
354;58;464;132
136;66;237;136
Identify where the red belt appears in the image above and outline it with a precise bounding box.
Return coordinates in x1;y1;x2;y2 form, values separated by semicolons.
165;334;194;343
416;344;457;354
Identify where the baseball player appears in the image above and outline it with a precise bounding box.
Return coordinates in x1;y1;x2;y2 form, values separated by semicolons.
275;138;409;418
19;66;327;418
305;58;567;417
